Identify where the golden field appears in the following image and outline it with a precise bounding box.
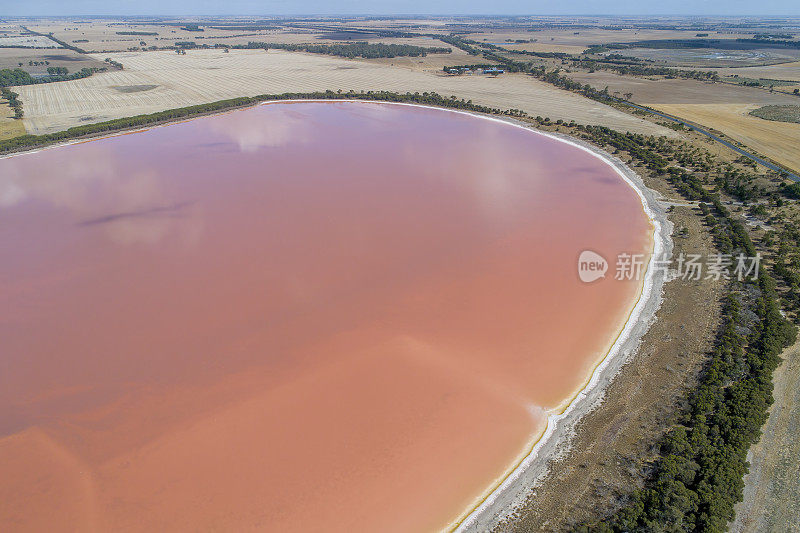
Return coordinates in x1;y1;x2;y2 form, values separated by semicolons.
0;103;25;140
648;102;800;173
13;48;675;137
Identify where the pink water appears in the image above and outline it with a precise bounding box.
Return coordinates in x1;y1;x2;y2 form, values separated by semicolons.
0;102;652;531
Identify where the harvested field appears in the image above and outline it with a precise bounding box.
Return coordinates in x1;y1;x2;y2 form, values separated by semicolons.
565;71;798;105
22;21;310;53
0;35;58;48
749;104;800;123
561;70;800;173
649;102;800;174
22;21;454;53
13;49;675;137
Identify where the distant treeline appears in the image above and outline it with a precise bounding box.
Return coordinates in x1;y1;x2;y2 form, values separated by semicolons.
116;31;158;36
0;67;105;87
437;35;719;83
208;25;279;31
231;41;451;58
472;40;571;59
576;57;719;80
436;35;481;55
0;90;522;154
575;126;798;532
442;64;499;71
588;38;800;53
442;36;720;81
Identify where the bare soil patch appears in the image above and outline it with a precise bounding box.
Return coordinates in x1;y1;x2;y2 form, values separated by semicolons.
111;84;159;93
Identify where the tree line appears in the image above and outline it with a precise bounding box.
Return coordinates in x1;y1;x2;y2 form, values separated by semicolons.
571;126;797;532
231;41;451;59
0;67;105;87
1;87;23;118
0;90;514;154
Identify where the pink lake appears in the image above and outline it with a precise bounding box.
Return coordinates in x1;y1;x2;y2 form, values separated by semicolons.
0;101;652;531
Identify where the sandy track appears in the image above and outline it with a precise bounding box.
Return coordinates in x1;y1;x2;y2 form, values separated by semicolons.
14;49;673;137
648;102;800;174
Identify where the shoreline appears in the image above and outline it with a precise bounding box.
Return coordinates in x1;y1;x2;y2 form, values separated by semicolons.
450;129;674;533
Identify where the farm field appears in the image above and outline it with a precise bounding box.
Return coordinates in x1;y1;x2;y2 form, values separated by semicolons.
0;35;58;48
606;47;800;68
460;26;787;60
561;69;800;172
13;48;675;137
710;60;800;82
20;20;464;53
648;102;800;173
0;48;108;76
565;71;798;104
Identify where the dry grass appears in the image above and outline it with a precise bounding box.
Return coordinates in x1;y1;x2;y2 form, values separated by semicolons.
0;103;25;140
13;48;674;137
649;102;800;174
732;341;800;532
558;69;800;173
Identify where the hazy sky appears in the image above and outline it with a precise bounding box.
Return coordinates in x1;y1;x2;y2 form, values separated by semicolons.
4;0;800;17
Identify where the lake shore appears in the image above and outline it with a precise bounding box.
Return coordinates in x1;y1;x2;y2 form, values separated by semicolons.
453;131;674;533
